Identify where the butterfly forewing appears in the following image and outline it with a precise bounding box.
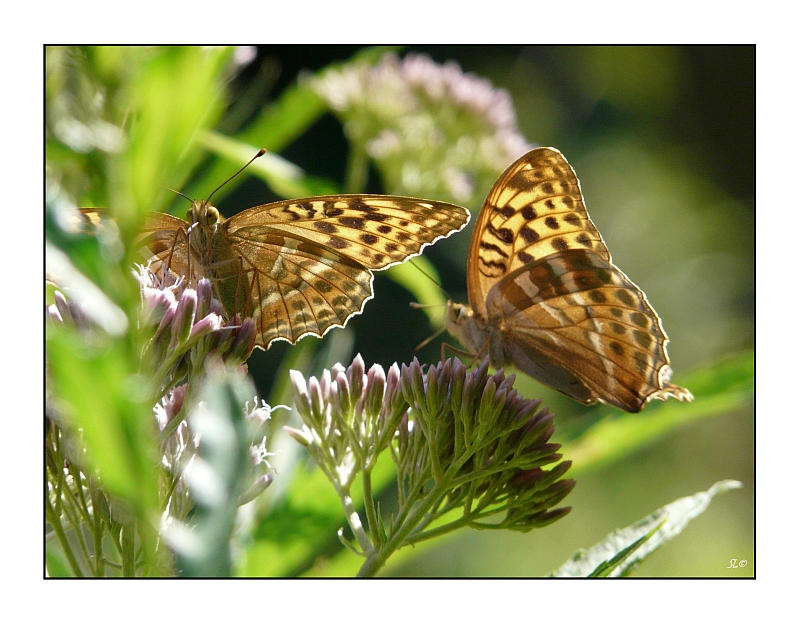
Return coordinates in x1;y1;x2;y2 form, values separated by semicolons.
136;212;192;278
468;148;608;318
219;228;375;347
228;196;465;269
449;147;692;412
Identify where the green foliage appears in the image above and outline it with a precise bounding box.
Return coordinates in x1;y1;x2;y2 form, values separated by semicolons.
168;367;263;577
550;480;743;577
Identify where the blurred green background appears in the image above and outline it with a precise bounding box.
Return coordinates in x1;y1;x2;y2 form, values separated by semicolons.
47;46;754;576
231;46;753;576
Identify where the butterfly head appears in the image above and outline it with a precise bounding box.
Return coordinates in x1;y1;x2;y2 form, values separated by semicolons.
446;300;466;322
187;200;222;233
445;300;476;347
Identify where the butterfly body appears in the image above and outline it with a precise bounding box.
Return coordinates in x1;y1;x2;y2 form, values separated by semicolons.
446;147;692;412
85;193;469;350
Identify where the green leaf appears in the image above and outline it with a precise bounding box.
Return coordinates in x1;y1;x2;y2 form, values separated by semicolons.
170;368;256;577
182;46;399;204
234;46;396;155
550;480;742;577
383;258;449;328
113;46;232;233
587;523;662;577
46;326;158;512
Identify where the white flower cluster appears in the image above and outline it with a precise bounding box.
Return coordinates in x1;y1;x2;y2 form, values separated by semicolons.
311;53;532;205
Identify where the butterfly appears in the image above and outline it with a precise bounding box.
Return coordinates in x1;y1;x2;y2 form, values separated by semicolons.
81;157;469;350
445;147;692;412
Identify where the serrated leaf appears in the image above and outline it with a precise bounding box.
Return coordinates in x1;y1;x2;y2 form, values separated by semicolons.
550;480;742;577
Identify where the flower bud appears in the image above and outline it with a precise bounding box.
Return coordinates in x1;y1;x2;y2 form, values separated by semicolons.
290;370;311;421
189;313;223;342
54;290;72;325
308;377;326;424
365;364;386;418
334;368;352;420
226;318;256;364
347;354;365;403
170;288;197;347
140;284;175;329
238;473;273;506
195;279;213;322
47;303;63;323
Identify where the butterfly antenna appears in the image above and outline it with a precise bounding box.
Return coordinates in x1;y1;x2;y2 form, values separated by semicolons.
409;259;452;300
162;186;193;203
206;148;267;203
413;325;446;355
407;260;454;352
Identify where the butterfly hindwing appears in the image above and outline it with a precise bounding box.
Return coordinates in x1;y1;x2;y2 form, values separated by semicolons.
484;249;676;411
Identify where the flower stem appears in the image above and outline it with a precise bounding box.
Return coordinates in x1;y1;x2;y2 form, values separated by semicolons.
340;489;374;556
121;522;135;577
357;482;449;577
46;496;84;577
361;469;381;544
344;143;369;194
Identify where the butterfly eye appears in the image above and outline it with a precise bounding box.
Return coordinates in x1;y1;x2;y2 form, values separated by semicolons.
206;206;220;226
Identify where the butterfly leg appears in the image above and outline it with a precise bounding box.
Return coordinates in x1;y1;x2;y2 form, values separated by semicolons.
233;254;248;317
231;254;263;339
441;340;489;369
240;256;261;319
166;228;183;273
413;326;446;355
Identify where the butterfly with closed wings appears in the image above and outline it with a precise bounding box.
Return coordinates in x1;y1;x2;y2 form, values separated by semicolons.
445;147;692;413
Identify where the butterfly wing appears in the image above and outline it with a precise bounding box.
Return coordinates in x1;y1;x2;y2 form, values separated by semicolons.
461;147;691;412
484;248;690;411
79;208;192;278
135;212;192;278
224;195;469;348
466;147;608;316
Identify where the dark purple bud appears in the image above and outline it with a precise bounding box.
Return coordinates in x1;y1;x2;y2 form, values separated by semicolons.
364;364;386;418
227;318;256;363
171;288;197;346
195;279;213;322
